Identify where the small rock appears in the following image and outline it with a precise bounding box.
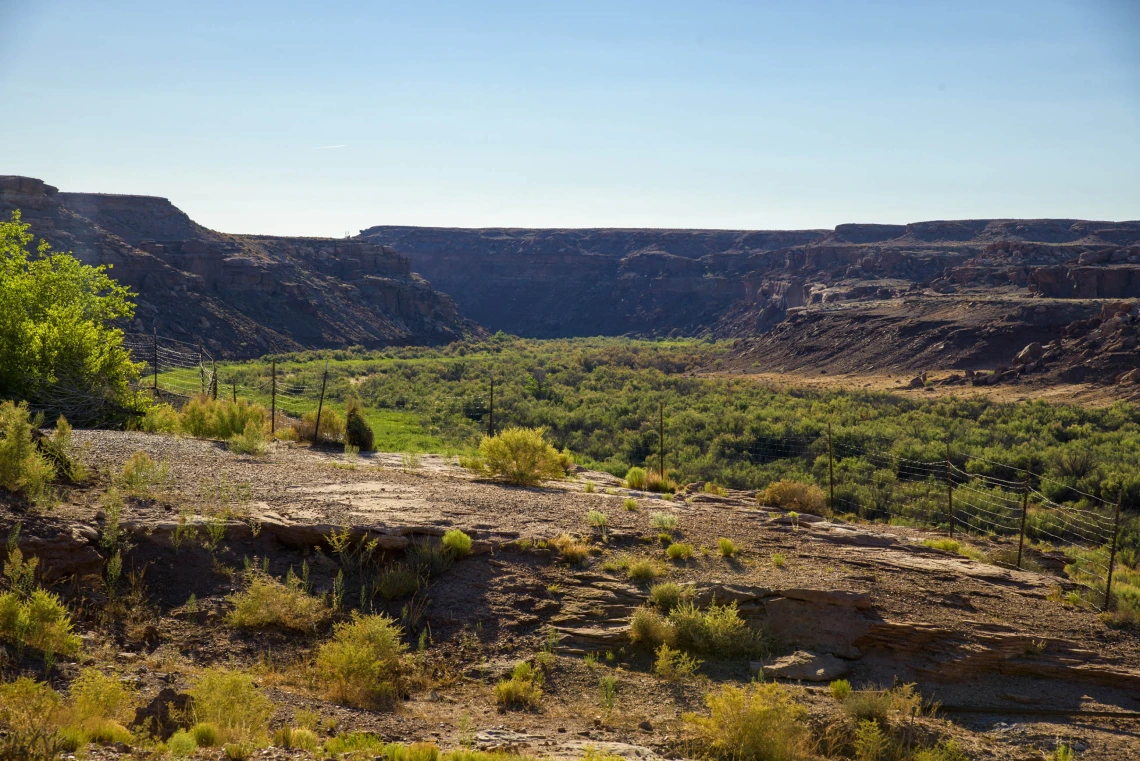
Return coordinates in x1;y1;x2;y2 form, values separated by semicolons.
752;650;849;681
638;720;653;732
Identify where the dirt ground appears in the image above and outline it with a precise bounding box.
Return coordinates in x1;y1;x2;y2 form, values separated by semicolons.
3;431;1139;760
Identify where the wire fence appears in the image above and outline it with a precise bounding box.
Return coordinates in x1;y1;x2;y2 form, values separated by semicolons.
123;333;1126;609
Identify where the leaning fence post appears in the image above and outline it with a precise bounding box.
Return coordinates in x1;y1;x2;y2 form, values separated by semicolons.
1106;491;1124;610
152;328;159;393
945;444;954;538
271;360;277;437
828;422;835;514
1017;471;1030;570
313;360;329;445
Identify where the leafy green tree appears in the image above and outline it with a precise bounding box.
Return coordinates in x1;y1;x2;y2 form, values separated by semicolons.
0;211;140;419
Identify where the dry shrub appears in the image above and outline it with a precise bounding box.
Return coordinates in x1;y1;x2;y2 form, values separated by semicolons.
225;573;330;631
297;407;345;443
624;467;647;490
685;682;809;761
180;395;268;440
316;614;408;708
187;669;274;745
549;534;589;564
649;582;690;613
630;607;675;648
645;471;677;493
668;602;764;657
761;480;826;514
467;427;566;486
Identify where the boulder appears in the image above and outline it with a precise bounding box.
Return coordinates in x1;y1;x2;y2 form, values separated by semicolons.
1118;368;1140;385
1013;342;1043;364
752;650;849;681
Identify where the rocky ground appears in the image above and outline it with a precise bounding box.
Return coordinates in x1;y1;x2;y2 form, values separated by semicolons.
4;431;1140;760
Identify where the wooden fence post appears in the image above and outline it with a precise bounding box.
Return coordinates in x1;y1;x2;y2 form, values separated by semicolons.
199;344;206;395
1017;471;1030;569
945;444;954;538
658;400;665;479
313;360;329;444
828;422;835;514
488;374;494;437
1106;492;1124;610
211;360;218;400
271;360;276;437
152;328;159;393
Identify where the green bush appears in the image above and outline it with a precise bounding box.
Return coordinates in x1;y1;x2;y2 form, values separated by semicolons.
190;722;221;747
273;726;320;752
316;614;408;708
0;401;55;504
468;426;566;486
649;582;689;613
376;563;420;600
685;682;809;761
668;602;763;657
0;211;141;422
299;407;345;443
226;573;330;631
345;397;375;451
829;679;852;701
116;450;169;497
625;467;647;490
627;558;663;582
187;669;273;745
666;542;693;561
0;588;82;656
650;512;678;530
37;416;86;483
181;395;269;441
654;643;701;680
67;667;137;728
227;421;268;456
441;529;473;557
136;403;180;434
717;538;737;557
630;607;675;648
493;661;543;709
0;678;66;760
168;729;198;757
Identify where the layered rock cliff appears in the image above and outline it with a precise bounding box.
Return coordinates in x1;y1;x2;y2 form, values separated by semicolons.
0;176;481;357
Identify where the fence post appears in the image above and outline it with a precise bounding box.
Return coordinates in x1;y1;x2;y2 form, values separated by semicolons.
945;444;954;538
199;344;206;395
828;422;835;514
488;374;494;437
658;400;665;479
1017;471;1030;570
313;360;329;445
232;382;237;403
1106;492;1124;610
211;359;218;400
271;360;276;437
152;328;159;393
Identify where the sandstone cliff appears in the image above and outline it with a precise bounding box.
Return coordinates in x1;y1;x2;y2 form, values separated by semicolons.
1;177;482;357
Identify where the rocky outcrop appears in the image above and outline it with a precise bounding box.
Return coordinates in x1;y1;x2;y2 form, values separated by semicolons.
0;176;482;357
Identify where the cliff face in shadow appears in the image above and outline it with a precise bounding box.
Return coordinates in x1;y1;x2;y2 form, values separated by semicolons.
0;177;482;357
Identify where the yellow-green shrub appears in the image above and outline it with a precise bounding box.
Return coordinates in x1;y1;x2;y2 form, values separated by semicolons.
467;427;566;486
685;682;809;761
0;588;82;656
761;480;826;514
0;400;55;503
493;661;543;709
442;529;473;557
624;467;647;490
315;614;408;708
227;421;268;456
180;395;269;440
226;573;330;631
668;602;763;657
116;450;169;497
187;669;274;745
168;729;198;757
136;403;180;434
630;607;675;648
299;407;345;443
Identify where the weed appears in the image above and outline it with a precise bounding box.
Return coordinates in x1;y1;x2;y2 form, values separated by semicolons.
442;529;473;557
760;480;825;514
829;679;852;701
190;722;221;747
666;542;693;561
645;471;677;494
407;539;454;578
654;643;701;680
117;450;169;498
401;451;423;470
630;607;675;648
650;512;678;530
316;613;408;708
853;719;888;761
493;661;544;709
587;510;609;537
624;498;639;511
227;421;269;456
598;674;618;713
550;534;589;564
669;602;764;657
187;669;274;745
649;582;690;613
376;563;420;600
0;401;55;506
226;573;330;631
627;558;664;582
467;427;565;485
685;682;809;761
702;482;727;496
1053;742;1075;761
922;538;960;553
273;726;320;752
657;532;673;544
0;588;82;657
584;481;596;493
771;553;786;568
168;729;198;757
625;467;648;490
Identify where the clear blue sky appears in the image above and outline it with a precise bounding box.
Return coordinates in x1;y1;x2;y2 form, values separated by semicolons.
1;1;1137;235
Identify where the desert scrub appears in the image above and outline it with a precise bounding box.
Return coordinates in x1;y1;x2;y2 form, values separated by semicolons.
685;682;809;761
717;538;737;557
135;402;180;434
650;512;678;530
645;471;677;493
493;661;544;709
624;466;647;490
316;613;408;708
116;450;169;498
0;586;82;657
629;607;675;648
186;669;274;746
654;643;701;680
227;421;268;456
441;529;473;557
225;573;330;631
464;426;566;485
0;400;56;505
550;533;589;564
841;683;921;727
771;553;786;568
702;482;727;496
627;557;664;582
62;668;138;746
829;679;852;701
760;480;825;514
273;726;321;752
407;539;454;578
669;602;764;657
344;395;375;451
587;509;609;532
180;395;269;440
37;415;86;483
649;582;690;613
666;542;693;561
0;677;67;758
376;563;420;599
624;497;639;511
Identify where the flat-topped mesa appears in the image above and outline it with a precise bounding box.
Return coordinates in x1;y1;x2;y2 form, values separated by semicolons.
0;175;58;209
